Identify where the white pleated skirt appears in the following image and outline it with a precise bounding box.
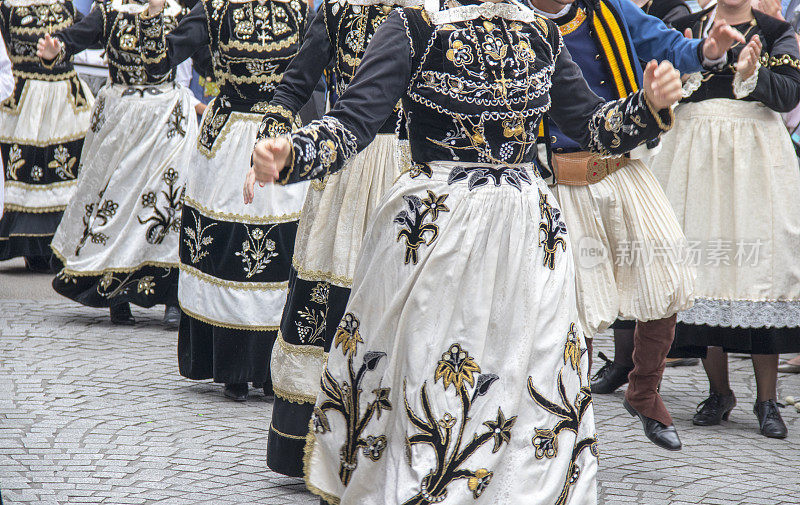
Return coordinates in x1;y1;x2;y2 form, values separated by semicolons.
650;99;800;328
52;82;197;272
304;162;597;505
554;159;695;336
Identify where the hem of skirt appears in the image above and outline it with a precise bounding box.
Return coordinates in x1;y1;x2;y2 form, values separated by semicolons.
179;303;280;331
53;267;178;308
0;235;55;260
303;422;341;505
274;383;316;405
53;248;180;277
0;131;88;147
677;297;800;329
292;256;353;288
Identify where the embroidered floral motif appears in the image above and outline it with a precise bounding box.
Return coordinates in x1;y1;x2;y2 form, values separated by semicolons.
528;371;597;505
394;191;450;265
137;276;155;295
166;100;187;138
182;210;216;264
403;343;515;505
76;184;118;256
6;144;25;181
48;145;77;180
296;282;329;345
315;312;391;484
30;165;43;182
235;224;278;278
538;190;567;270
447;164;532;191
90;96;106;133
137;168;184;245
95;268;172;300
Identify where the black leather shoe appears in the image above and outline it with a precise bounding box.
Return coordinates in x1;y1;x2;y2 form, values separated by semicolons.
109;303;136;325
693;391;736;426
163;305;181;329
623;399;682;451
224;383;248;402
590;352;633;394
754;400;788;439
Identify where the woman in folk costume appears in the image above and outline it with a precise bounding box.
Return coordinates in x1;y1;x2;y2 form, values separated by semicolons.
246;0;418;477
38;0;206;327
652;0;800;439
138;0;309;401
247;0;685;501
0;0;93;272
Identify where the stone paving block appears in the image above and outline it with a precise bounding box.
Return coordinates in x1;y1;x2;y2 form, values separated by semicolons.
1;299;799;505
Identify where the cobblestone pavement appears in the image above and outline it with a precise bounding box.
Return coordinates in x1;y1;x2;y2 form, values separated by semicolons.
1;298;799;504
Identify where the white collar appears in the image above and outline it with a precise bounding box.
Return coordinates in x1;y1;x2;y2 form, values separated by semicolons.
531;2;570;18
111;0;181;16
426;1;540;25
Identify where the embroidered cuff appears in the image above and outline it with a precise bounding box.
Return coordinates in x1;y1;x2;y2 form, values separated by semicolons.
733;61;760;99
40;39;66;69
643;90;674;132
277;135;297;185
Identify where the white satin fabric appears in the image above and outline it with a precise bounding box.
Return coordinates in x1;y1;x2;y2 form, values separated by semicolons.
305;162;597;505
51;83;197;274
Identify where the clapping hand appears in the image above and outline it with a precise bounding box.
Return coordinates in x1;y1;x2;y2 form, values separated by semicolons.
704;20;747;60
36;34;61;60
737;35;762;79
643;60;683;110
243;137;291;204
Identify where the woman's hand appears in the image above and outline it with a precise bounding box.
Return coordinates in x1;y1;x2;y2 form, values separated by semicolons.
36;34;61;60
243;137;291;204
148;0;166;17
643;60;683;110
758;0;784;21
703;20;746;61
737;35;762;80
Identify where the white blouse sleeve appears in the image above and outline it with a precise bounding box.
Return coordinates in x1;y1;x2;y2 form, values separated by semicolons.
0;31;14;102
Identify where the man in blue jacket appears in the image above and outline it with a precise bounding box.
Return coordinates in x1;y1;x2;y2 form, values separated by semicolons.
530;0;743;450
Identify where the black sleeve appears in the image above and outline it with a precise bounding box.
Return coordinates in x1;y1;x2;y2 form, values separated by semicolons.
547;34;673;156
256;7;334;139
139;2;210;73
53;5;105;60
278;10;411;184
191;45;214;78
661;4;690;24
748;27;800;112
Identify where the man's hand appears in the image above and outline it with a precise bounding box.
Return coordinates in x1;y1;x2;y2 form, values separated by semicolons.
737;35;762;79
643;60;683;110
758;0;784;20
148;0;166;17
243;137;291;204
703;20;746;61
36;34;61;60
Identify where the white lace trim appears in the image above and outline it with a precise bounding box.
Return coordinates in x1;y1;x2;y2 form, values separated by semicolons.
733;61;760;99
677;297;800;329
427;1;540;25
682;72;702;98
347;0;422;6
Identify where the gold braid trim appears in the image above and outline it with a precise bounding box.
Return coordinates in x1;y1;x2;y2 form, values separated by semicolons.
4;180;77;191
183;196;301;224
179;264;289;291
270;422;309;440
52;249;178;277
197;111;262;159
292;256;353;287
3;203;67;213
303;422;342;505
273;384;317;405
642;91;674;132
0;232;54;239
178;303;280;331
12;68;76;81
762;53;800;70
276;329;326;357
0;132;87;146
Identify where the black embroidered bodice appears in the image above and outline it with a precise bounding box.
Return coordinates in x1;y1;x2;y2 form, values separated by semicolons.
140;0;307;104
274;1;674;185
52;0;189;85
672;8;800;112
1;0;78;78
256;0;410;140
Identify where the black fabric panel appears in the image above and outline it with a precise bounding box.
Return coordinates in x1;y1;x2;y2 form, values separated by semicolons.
279;268;351;349
177;310;276;384
1;138;84;185
52;266;178;308
179;205;298;283
668;323;800;358
0;210;63;260
611;319;636;330
267;397;313;477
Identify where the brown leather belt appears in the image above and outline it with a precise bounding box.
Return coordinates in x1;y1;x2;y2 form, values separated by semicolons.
552;152;629;186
